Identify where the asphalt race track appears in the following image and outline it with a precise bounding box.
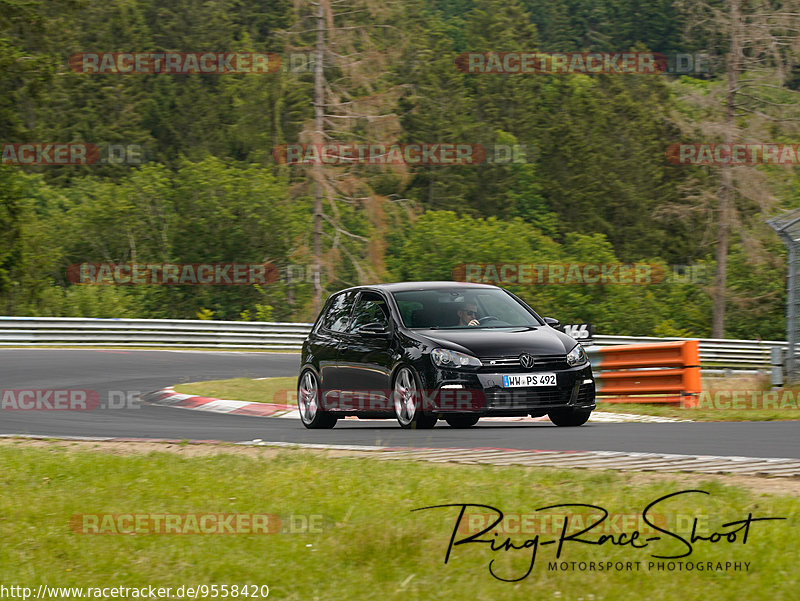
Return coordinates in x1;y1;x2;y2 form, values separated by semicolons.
1;349;799;459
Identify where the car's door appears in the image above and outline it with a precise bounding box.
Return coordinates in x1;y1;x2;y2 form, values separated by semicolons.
336;291;395;412
312;290;357;397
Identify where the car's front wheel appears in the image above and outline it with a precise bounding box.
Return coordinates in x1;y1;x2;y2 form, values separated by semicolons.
298;370;337;429
393;366;437;429
548;408;592;427
445;414;480;428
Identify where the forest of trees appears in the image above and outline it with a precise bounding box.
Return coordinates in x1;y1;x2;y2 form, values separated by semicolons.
2;0;799;339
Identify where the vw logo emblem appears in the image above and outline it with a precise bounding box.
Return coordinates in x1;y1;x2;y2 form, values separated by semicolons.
519;353;535;369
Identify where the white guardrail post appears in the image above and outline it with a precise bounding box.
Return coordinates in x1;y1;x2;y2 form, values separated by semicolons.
771;346;784;388
0;316;788;371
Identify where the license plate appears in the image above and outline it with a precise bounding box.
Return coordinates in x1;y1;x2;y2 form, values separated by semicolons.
502;373;557;387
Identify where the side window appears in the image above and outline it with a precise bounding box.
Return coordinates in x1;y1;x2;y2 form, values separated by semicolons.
348;292;390;333
396;300;423;327
320;292;356;333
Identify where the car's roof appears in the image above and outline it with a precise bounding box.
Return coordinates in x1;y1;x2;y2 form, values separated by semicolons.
337;281;501;293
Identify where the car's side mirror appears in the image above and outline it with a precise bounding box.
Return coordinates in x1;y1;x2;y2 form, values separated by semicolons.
543;317;560;327
357;322;390;336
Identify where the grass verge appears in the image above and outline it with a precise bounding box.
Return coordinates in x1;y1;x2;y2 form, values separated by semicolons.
0;443;800;601
0;442;797;601
173;377;296;404
594;402;800;421
596;374;800;421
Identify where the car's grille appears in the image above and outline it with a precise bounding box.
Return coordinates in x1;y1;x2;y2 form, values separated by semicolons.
576;382;595;404
479;354;568;372
484;387;572;409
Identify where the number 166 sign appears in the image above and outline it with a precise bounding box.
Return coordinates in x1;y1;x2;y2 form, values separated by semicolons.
560;323;594;343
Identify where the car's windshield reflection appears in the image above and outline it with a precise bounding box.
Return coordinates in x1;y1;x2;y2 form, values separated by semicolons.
392;288;542;329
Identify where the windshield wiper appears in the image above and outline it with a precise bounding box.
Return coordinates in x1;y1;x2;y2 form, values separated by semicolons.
479;324;538;329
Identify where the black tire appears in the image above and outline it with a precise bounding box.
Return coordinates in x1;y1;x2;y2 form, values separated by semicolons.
445;414;480;428
393;366;438;429
548;409;592;427
297;370;337;429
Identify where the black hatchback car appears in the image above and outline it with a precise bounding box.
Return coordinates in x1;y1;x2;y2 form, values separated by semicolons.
298;282;595;429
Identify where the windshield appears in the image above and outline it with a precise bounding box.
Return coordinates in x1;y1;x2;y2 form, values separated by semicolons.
392;288;543;329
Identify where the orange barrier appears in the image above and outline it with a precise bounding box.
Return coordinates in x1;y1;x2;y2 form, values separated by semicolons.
590;340;701;405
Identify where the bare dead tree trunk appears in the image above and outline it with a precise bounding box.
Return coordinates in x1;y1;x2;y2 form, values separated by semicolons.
713;170;730;338
311;0;325;315
286;0;403;312
674;0;800;337
712;0;741;338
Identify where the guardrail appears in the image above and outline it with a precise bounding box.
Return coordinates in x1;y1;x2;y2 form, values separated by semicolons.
589;341;702;404
0;316;313;350
0;317;788;372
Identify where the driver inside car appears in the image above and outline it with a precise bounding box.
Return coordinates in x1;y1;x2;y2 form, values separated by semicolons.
457;302;480;327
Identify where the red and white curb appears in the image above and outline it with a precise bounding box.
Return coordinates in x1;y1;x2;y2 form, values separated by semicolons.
141;388;295;417
141;388;688;424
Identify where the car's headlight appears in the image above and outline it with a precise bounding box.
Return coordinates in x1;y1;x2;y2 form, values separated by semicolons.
431;348;482;368
566;344;588;367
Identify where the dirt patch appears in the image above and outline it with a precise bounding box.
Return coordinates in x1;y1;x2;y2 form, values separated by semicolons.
0;437;367;459
609;469;800;497
1;437;798;496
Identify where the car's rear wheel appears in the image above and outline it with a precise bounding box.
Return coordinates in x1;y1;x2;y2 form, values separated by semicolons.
445;414;480;428
548;408;591;427
393;366;437;429
298;370;337;429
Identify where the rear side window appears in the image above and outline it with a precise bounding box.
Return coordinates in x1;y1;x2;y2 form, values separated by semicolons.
319;292;356;332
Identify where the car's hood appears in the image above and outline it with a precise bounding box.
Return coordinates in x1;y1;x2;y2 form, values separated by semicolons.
414;326;575;357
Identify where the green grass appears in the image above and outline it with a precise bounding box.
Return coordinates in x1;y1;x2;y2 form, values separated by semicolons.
0;443;797;600
596;375;800;421
173;377;296;404
595;401;800;421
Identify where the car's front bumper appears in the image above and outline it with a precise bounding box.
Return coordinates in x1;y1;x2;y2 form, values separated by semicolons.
422;363;595;416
